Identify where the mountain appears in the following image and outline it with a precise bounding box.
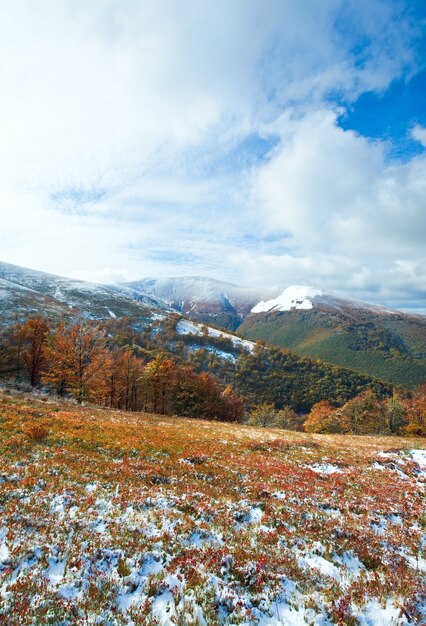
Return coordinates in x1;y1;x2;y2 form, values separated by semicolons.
118;276;277;330
0;262;264;367
2;262;423;390
239;285;426;388
250;285;398;315
0;261;162;326
0;262;392;412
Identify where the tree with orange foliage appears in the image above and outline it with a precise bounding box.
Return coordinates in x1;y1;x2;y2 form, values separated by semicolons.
221;385;244;423
119;349;145;411
43;322;105;403
12;317;49;386
404;382;426;436
304;400;340;433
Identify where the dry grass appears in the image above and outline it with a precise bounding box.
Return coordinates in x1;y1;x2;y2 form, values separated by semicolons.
0;390;425;624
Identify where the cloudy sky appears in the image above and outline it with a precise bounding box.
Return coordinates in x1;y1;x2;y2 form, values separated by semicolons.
1;0;425;311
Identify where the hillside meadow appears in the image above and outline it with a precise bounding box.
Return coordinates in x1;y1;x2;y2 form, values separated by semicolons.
0;391;425;625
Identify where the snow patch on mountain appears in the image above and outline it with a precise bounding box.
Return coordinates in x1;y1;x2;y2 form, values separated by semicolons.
250;284;406;316
176;319;255;353
252;286;323;313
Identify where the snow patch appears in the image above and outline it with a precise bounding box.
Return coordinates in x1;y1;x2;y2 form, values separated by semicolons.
307;463;342;475
356;598;405;625
252;285;323;313
0;539;9;563
410;449;426;477
302;554;341;580
176;319;255;353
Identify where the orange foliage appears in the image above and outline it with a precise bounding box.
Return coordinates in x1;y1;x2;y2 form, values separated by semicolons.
404;382;426;436
22;422;50;442
12;316;49;386
304;401;339;433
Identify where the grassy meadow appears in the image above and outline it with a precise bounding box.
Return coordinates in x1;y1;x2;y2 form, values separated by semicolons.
0;391;425;625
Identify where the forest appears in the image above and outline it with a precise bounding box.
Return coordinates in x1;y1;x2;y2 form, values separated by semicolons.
0;315;424;435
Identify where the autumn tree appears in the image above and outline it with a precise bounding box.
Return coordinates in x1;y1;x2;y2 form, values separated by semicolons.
248;403;278;427
271;406;304;430
12;317;49;386
221;385;244;423
0;330;13;378
338;390;388;434
119;350;145;411
404;382;426;436
43;322;105;402
94;347;143;410
304;401;340;433
143;356;178;414
384;391;408;433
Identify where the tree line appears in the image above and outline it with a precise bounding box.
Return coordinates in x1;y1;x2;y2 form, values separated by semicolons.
101;316;393;413
249;387;426;436
304;386;426;436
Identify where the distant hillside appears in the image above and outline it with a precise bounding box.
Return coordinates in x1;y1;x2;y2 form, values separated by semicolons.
119;276;277;330
239;286;426;388
100;315;391;413
115;278;426;388
0;262;392;413
0;261;160;326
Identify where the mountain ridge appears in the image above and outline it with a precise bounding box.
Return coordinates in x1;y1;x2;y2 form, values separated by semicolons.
1;261;425;387
0;261;161;325
118;276;278;330
250;284;411;317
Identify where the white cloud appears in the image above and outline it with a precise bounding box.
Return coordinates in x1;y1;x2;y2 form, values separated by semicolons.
246;109;426;303
412;124;426;147
0;0;423;309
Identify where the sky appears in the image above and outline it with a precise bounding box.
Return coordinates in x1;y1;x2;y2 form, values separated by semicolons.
0;0;425;312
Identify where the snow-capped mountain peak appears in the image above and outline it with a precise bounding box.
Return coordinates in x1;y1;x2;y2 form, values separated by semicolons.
251;286;323;313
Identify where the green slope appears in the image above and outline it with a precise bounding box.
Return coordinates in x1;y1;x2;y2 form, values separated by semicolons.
238;308;426;388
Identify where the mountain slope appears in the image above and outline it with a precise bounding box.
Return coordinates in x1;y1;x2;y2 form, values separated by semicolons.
119;276;277;330
0;261;161;326
239;286;426;388
1;262;421;393
1;393;424;624
0;262;392;413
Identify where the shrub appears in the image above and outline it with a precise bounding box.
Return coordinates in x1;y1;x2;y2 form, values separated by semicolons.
247;403;277;427
22;422;50;442
270;407;304;430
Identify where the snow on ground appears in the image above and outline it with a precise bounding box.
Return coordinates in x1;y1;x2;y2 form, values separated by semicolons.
151;312;166;321
410;449;426;477
0;397;425;624
250;285;401;316
176;319;255;353
356;599;406;626
306;463;343;474
186;344;237;362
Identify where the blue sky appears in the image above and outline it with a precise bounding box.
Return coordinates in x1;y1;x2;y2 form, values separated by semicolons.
341;68;426;160
341;1;426;161
0;0;425;311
